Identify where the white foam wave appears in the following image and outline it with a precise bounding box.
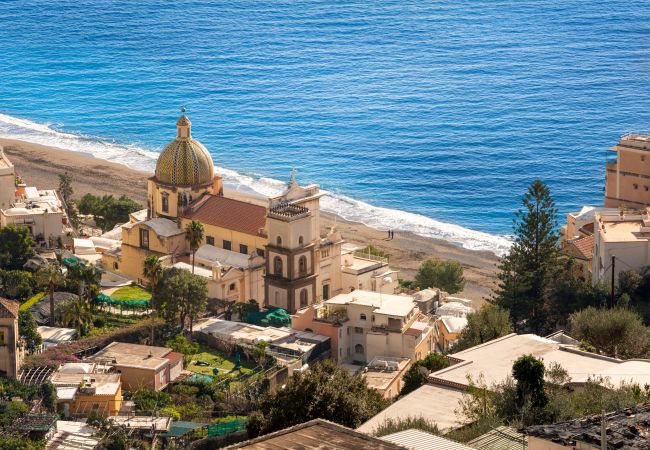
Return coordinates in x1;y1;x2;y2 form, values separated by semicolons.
0;113;511;256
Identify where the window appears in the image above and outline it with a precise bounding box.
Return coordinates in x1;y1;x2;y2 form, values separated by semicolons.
299;236;304;246
113;262;119;270
276;236;282;246
360;313;367;320
354;327;363;334
229;283;236;292
323;284;330;300
645;186;649;192
300;289;308;307
355;344;364;354
274;256;283;276
206;236;215;246
223;240;231;251
299;255;307;275
139;229;149;249
239;244;248;255
161;193;169;213
0;330;5;346
634;183;639;190
321;249;330;258
256;248;265;257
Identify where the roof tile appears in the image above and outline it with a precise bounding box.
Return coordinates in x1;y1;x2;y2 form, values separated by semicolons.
184;195;267;237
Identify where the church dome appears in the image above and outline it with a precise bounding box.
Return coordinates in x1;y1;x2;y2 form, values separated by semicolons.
154;115;215;186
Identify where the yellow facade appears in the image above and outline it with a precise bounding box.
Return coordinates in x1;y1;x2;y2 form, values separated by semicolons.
180;217;267;256
64;385;122;417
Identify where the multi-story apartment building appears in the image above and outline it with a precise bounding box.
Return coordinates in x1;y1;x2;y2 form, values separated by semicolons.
605;133;650;208
592;208;650;286
292;290;434;364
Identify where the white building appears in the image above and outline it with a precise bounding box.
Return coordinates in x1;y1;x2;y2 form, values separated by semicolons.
1;186;68;246
293;290;434;365
592;208;650;286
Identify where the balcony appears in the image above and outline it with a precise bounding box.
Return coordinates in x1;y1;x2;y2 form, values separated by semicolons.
313;306;348;324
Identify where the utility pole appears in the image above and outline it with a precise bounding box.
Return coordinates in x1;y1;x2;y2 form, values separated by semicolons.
601;409;607;450
610;256;616;308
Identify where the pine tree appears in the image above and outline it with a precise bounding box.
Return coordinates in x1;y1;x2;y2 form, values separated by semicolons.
492;180;559;333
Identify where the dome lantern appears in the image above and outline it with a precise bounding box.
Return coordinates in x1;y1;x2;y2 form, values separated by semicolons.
154;115;215;186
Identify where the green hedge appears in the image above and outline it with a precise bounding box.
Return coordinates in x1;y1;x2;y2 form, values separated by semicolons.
20;292;45;311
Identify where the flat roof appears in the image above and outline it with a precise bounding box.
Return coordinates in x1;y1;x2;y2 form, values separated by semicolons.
51;373;121;396
433;334;616;388
364;359;410;391
357;384;467;433
325;291;415;318
194;318;291;344
172;261;213;279
89;342;171;370
109;416;171;432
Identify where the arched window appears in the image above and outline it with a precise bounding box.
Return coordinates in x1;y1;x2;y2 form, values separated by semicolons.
300;289;308;307
276;236;282;246
355;344;364;354
161;193;169;213
113;262;119;270
360;313;367;320
274;256;283;276
298;256;307;275
298;236;304;246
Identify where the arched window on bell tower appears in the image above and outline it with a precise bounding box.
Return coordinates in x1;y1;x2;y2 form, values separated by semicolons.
300;289;308;308
274;256;283;276
276;236;282;247
161;192;169;213
299;255;307;276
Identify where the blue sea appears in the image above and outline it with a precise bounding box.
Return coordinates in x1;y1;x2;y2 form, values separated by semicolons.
1;0;650;255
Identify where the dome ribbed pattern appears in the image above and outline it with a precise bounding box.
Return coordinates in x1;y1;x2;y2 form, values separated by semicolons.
154;117;215;186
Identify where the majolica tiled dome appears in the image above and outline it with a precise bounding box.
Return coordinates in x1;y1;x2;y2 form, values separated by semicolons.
154;115;215;186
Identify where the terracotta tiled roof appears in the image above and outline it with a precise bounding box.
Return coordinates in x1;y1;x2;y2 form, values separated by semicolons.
578;222;594;235
564;234;594;260
184;195;267;237
165;351;183;366
0;297;19;319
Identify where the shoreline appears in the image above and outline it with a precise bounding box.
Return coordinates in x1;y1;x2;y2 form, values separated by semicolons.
1;137;499;305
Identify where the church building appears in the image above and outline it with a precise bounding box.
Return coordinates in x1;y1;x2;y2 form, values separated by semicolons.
103;113;398;309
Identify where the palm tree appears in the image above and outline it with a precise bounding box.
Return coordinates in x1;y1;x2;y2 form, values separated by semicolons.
62;296;93;336
143;255;163;345
185;220;204;274
68;264;101;305
37;263;64;326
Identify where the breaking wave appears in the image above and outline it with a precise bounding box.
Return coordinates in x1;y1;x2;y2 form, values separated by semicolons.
0;113;511;256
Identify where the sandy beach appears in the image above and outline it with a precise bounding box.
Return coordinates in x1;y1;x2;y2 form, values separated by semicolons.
1;138;499;305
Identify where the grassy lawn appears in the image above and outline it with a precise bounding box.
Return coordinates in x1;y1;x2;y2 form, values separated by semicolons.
86;312;147;337
111;285;151;301
186;346;255;376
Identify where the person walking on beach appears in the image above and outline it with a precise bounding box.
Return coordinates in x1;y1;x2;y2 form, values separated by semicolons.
391;230;395;239
387;229;391;240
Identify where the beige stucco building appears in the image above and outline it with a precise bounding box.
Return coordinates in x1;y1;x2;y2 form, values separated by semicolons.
605;133;650;208
0;147;15;211
592;208;650;286
87;342;182;391
0;298;20;379
292;290;434;364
